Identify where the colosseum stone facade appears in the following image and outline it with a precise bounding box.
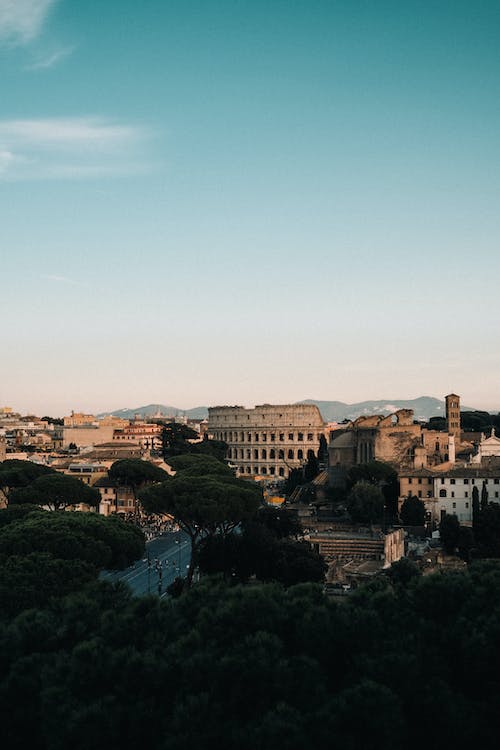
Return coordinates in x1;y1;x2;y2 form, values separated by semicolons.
208;404;326;479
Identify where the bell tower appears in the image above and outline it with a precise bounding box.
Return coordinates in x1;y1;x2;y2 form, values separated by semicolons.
445;393;461;441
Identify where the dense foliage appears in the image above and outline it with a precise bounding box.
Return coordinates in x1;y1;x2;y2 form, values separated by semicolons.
0;507;144;616
347;480;385;524
196;507;325;586
0;460;56;500
9;473;100;510
400;494;426;526
1;564;500;749
140;473;262;582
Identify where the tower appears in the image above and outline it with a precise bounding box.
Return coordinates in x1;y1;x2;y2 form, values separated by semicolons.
445;394;461;441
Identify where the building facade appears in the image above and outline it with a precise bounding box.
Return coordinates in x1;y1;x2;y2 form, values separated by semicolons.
399;463;500;525
208;404;325;478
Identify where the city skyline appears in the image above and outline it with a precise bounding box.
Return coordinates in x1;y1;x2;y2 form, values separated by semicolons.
2;1;499;414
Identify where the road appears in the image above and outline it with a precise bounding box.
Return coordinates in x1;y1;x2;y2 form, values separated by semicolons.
101;530;191;598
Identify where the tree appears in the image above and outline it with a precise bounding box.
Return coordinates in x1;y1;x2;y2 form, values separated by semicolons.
346;461;399;519
0;511;145;570
160;421;199;458
347;481;384;525
139;475;261;583
166;454;234;478
440;514;461;555
458;526;474;562
9;473;100;511
400;495;426;526
108;459;169;512
474;502;500;558
318;434;329;465
190;437;228;462
387;557;421;587
481;481;489;510
304;449;320;482
0;460;56;501
251;506;302;539
472;485;480;524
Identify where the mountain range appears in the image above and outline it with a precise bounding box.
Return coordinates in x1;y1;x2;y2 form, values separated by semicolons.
98;397;476;423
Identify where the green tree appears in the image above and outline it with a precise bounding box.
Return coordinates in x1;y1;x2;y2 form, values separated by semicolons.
108;458;169;512
347;481;385;525
0;459;56;501
139;474;261;583
387;557;421;587
9;473;100;511
166;453;233;478
318;434;329;465
252;506;302;539
472;485;480;524
0;511;144;570
400;495;426;526
481;481;489;510
304;449;320;482
474;502;500;558
440;514;461;555
346;461;399;519
458;526;474;562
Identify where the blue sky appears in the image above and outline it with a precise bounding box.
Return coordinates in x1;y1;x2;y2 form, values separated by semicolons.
1;0;499;414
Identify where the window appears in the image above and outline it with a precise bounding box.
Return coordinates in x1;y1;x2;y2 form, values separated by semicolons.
247;432;251;442
288;449;294;460
464;478;469;484
269;466;275;475
261;449;267;460
418;491;422;498
270;449;276;459
261;467;267;475
465;502;469;508
452;502;456;508
450;479;455;485
279;433;284;442
298;432;304;441
451;491;455;498
288;433;294;440
439;489;447;498
262;433;267;442
418;478;422;484
441;478;445;484
495;479;499;485
271;433;275;442
254;467;259;474
408;478;413;484
279;467;285;477
297;449;303;460
307;433;313;441
465;491;468;498
254;449;258;460
255;433;259;442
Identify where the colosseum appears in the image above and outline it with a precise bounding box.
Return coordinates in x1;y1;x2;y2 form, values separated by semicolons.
208;404;326;478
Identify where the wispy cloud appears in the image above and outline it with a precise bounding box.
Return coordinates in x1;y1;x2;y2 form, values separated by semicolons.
0;0;58;45
0;117;152;180
25;44;74;70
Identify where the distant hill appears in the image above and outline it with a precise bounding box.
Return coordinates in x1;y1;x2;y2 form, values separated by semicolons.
98;397;477;424
97;404;209;420
298;397;475;423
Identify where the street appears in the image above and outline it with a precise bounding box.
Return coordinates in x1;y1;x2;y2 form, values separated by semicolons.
101;530;191;598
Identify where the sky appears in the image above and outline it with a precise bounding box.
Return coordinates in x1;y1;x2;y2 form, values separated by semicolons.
1;0;499;415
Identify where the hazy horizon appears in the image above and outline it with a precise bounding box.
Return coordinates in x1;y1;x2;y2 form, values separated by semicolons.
3;392;499;419
2;1;499;415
